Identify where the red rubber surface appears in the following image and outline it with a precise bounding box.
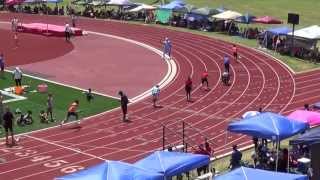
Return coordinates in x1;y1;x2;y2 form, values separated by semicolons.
0;13;318;180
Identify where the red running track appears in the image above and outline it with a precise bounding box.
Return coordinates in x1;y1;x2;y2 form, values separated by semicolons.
1;13;318;180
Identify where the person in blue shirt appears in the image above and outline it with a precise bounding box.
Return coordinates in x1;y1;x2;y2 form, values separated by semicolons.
223;55;230;73
163;37;172;59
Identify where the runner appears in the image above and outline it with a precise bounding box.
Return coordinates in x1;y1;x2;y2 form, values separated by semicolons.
60;100;80;126
151;85;160;108
118;91;129;122
162;37;172;59
71;14;77;27
13;32;19;48
11;17;18;32
185;76;193;102
201;71;209;90
232;44;238;62
65;23;72;42
223;55;230;73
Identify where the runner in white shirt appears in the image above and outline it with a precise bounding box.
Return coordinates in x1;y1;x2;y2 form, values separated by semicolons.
151;85;160;108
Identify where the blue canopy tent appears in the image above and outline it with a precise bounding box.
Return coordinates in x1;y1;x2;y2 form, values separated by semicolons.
290;126;320;145
236;12;256;24
56;161;164;180
215;166;308;180
134;151;210;178
160;0;185;10
261;26;290;48
227;112;309;141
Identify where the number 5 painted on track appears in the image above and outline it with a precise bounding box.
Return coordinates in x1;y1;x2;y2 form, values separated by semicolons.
61;166;84;174
44;160;68;168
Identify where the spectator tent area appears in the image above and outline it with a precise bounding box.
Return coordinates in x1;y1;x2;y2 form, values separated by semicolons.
155;0;186;24
227;112;309;170
134;151;210;178
290;127;320;180
56;160;163;180
215;166;308;180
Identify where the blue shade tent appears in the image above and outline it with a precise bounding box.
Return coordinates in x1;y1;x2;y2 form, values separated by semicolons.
227;112;309;140
56;161;164;180
160;0;185;10
266;26;291;35
236;12;256;24
134;151;209;177
290;126;320;145
215;167;308;180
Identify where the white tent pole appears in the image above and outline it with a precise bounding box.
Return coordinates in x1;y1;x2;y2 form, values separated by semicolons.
46;0;49;35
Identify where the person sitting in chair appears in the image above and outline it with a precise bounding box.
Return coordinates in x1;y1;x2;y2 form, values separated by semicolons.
39;110;48;123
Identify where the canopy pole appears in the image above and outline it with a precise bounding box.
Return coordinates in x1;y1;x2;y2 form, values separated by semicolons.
46;0;49;35
162;125;165;150
275;139;280;171
182;121;185;152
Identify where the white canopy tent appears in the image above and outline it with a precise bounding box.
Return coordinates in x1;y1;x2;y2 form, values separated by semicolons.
107;0;133;5
288;25;320;40
129;4;156;12
212;10;242;20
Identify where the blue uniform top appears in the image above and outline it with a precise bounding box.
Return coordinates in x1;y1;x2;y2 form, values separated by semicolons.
223;56;230;65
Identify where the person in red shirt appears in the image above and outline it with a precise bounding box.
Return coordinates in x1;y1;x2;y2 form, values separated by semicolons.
201;71;209;90
185;76;192;102
60;100;79;126
232;44;238;62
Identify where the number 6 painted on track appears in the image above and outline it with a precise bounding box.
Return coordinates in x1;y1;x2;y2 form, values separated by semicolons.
44;160;68;168
61;166;84;174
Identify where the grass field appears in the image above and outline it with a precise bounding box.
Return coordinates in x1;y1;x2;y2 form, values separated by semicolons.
0;72;120;137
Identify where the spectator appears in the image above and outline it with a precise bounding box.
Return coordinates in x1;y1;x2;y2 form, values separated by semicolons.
13;67;22;87
3;107;15;146
0;92;3;133
65;23;72;42
229;145;242;169
118;91;129;122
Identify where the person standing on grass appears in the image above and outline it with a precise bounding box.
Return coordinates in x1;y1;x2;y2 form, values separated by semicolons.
201;71;209;90
47;93;54;122
118;91;129;122
13;67;22;87
0;53;4;78
151;85;160;108
185;76;193;102
223;55;230;73
3;107;15;146
60;100;80;126
232;44;238;62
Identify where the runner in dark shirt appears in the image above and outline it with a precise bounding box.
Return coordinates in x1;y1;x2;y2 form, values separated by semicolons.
185;76;192;102
119;91;129;122
3;107;15;146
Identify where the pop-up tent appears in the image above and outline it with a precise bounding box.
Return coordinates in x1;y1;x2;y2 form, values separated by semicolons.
290;126;320;145
23;0;62;3
287;110;320;127
288;25;320;40
228;112;309;141
212;10;242;20
6;0;25;5
107;0;133;6
55;161;164;180
253;16;282;24
215;166;308;180
266;26;291;35
134;151;209;178
236;12;256;24
156;0;186;24
190;7;219;16
129;3;156;12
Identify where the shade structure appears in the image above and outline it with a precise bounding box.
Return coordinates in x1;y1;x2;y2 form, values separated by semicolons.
212;10;242;20
228;112;309;140
6;0;25;5
107;0;133;6
160;0;185;10
129;4;156;12
215;166;308;180
23;0;62;3
236;12;256;24
56;161;164;180
134;151;210;177
288;25;320;40
287;110;320;126
290;126;320;145
266;26;291;35
190;7;220;16
253;16;282;24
